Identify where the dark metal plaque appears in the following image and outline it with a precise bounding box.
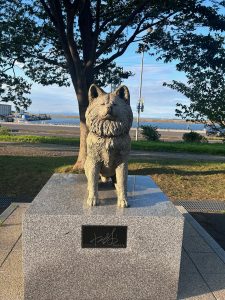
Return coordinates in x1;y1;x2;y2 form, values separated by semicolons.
81;225;127;248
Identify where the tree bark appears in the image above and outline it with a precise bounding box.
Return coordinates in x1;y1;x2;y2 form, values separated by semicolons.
39;1;92;170
72;71;93;170
73;101;89;170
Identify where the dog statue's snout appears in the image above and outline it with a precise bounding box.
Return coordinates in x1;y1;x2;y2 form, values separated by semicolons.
107;105;113;115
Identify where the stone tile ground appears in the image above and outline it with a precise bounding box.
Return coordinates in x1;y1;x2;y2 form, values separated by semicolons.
0;204;225;300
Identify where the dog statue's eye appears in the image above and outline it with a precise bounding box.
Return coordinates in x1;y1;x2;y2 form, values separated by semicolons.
100;103;105;105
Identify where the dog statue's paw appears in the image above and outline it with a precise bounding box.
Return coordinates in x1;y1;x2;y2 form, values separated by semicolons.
87;196;99;207
117;198;128;208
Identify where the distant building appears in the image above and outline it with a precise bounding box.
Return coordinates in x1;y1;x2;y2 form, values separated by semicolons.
0;103;11;116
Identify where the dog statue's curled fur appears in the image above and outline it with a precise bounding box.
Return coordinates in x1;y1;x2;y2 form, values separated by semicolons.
84;84;133;208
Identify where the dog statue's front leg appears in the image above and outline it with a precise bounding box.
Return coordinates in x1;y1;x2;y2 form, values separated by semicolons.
84;158;101;206
115;161;129;208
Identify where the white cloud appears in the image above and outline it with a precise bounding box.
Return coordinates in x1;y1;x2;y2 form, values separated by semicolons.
125;63;173;75
24;60;189;118
27;75;189;118
121;63;188;118
15;61;24;69
29;83;78;113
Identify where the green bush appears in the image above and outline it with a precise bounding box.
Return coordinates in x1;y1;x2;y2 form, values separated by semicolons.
182;131;207;143
141;125;161;141
0;126;11;136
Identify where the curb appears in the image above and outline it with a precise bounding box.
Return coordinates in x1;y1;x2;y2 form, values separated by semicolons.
177;205;225;264
0;203;19;224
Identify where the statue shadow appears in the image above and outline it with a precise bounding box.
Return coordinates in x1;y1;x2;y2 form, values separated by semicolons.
97;178;169;209
97;181;118;206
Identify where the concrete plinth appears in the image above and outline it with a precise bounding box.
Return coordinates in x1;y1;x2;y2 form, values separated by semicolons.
23;174;184;300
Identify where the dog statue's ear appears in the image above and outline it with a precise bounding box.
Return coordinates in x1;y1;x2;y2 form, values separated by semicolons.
88;84;106;103
115;85;130;105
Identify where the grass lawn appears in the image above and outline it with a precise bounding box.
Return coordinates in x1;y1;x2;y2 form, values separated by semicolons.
128;159;225;201
0;156;75;199
132;140;225;155
0;134;225;155
0;135;80;145
1;156;225;201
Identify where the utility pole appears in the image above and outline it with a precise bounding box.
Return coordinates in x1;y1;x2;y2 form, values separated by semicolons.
136;50;145;141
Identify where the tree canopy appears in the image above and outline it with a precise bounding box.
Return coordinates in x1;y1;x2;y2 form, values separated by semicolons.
1;0;225;166
143;1;225;129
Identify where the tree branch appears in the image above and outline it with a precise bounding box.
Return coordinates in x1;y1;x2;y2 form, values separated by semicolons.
67;10;81;68
97;8;177;59
12;66;16;77
95;0;101;35
3;58;17;73
63;0;81;17
72;0;82;11
39;0;58;27
98;15;115;33
91;0;101;67
96;10;177;69
95;20;144;72
99;8;129;20
136;12;176;35
62;0;72;11
40;0;83;91
97;6;142;33
79;0;95;68
96;0;150;58
31;52;67;69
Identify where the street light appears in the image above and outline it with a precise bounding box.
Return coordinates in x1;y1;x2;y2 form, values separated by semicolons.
136;49;145;141
135;27;153;141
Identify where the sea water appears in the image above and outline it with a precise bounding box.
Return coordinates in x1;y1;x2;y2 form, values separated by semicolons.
31;117;205;131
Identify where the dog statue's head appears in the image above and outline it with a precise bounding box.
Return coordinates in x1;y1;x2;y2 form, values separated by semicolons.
86;84;133;137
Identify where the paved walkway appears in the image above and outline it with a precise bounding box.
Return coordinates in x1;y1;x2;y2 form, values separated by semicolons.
1;204;225;299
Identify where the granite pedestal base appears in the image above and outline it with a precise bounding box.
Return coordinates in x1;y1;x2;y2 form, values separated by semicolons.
23;174;184;300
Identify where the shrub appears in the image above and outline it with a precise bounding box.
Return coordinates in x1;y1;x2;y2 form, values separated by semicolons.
141;125;161;141
182;131;207;143
0;126;11;136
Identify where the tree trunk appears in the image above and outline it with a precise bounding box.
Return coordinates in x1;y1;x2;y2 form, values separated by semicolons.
39;0;94;170
72;69;94;170
73;102;89;170
72;68;93;169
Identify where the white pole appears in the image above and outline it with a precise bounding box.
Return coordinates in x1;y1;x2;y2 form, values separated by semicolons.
136;50;144;141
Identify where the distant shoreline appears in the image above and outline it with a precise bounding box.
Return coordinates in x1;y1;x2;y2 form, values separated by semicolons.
50;114;202;124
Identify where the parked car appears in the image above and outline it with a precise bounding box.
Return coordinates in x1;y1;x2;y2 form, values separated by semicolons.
0;114;14;122
205;125;225;136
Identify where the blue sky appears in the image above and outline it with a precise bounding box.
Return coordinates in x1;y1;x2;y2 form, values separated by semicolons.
5;0;225;119
12;42;188;119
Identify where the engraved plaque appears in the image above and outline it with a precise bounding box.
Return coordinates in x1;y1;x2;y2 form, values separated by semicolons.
81;225;127;248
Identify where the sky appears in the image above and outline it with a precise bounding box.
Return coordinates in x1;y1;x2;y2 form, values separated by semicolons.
10;39;189;119
4;0;225;119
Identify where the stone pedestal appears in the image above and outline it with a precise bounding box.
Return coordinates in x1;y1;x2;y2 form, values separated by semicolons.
23;174;184;300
